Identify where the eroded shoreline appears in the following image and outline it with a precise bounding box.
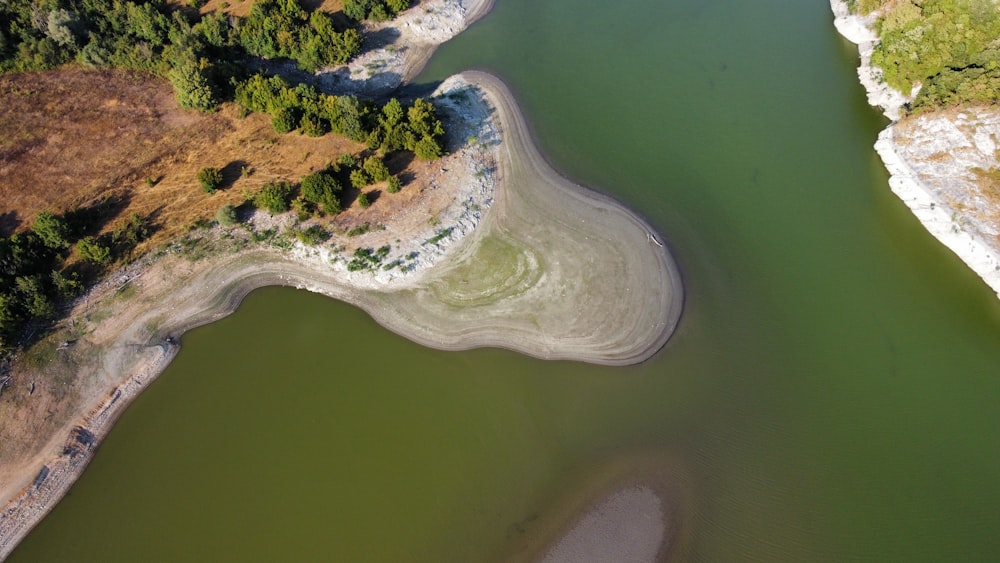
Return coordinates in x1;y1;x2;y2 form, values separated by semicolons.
0;74;682;563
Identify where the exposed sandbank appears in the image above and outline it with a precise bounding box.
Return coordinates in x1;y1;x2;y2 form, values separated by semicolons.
830;0;1000;299
0;74;682;561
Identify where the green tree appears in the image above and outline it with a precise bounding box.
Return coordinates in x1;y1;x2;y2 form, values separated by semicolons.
363;156;390;182
386;175;401;194
198;167;223;193
300;170;343;214
31;212;70;250
168;53;218;111
357;191;371;209
217;204;238;226
413;136;442;160
253;181;295;214
76;237;111;265
350;169;371;189
299;112;329;137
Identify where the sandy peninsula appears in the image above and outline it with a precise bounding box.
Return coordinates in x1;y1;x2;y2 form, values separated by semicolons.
831;0;1000;298
0;8;682;560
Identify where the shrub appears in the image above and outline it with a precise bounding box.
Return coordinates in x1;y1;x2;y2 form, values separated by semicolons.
293;225;329;245
198;167;223;193
337;153;357;168
357;191;371;209
217;204;238;226
32;212;70;250
299;113;329;137
300;171;343;215
386;175;401;194
253;182;295;214
76;237;111;264
363;156;390;182
271;107;298;134
413;136;442;160
350;169;371;189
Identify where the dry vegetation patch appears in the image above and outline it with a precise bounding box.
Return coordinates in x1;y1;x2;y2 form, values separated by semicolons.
0;68;437;255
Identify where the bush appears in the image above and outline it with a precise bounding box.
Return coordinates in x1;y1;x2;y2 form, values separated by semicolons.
253;181;295;214
386;175;401;194
293;225;329;245
413;136;442;160
300;171;342;214
168;53;219;112
350;169;371;189
271;107;299;134
357;191;371;209
299;113;329;137
76;237;111;264
32;212;70;250
363;155;390;182
217;204;238;226
198;167;223;193
337;153;358;168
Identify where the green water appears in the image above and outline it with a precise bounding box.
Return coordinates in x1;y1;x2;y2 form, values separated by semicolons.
12;0;1000;560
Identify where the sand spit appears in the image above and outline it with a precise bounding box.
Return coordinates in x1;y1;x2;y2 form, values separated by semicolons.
0;71;682;558
319;0;495;96
830;0;1000;299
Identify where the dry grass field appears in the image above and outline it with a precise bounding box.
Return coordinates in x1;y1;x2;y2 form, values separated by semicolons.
0;67;439;256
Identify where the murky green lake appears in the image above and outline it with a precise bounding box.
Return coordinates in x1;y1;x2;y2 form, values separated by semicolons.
11;0;1000;560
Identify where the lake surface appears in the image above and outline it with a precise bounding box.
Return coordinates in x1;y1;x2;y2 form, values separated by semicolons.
11;0;1000;560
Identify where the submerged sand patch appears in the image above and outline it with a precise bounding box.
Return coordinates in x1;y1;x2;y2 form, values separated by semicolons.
498;452;691;563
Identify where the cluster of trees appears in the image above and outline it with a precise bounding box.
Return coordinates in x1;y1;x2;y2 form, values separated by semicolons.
239;0;362;73
857;0;1000;111
343;0;410;22
0;210;150;350
235;73;446;158
247;152;399;219
0;0;366;111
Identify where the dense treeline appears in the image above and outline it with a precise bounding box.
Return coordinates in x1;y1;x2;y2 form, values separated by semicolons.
0;0;364;109
849;0;1000;111
343;0;410;22
239;0;362;73
235;73;445;158
0;209;151;351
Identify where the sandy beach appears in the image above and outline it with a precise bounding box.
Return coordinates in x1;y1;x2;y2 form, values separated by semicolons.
0;12;683;560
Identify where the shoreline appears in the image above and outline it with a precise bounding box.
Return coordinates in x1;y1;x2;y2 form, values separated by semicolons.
830;0;1000;299
0;73;683;563
319;0;496;96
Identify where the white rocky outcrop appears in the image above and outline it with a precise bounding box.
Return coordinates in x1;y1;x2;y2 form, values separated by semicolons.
831;0;1000;298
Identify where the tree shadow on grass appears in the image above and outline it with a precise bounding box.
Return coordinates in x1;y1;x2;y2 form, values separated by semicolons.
63;191;132;239
220;160;250;190
0;210;20;237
